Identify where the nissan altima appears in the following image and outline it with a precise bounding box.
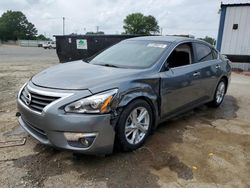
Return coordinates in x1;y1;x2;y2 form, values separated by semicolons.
17;36;231;155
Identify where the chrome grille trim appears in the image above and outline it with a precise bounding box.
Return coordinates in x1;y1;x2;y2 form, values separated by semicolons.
18;83;73;114
20;86;60;113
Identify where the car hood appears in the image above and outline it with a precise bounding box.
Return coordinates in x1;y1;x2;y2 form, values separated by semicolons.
31;60;141;90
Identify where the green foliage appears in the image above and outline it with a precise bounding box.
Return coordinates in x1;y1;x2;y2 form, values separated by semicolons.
123;13;159;35
0;10;37;41
85;31;105;35
198;36;216;46
36;34;50;41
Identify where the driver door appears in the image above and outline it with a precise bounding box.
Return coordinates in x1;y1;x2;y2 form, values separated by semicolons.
160;42;203;118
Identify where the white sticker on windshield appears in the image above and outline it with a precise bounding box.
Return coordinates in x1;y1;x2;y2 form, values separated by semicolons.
147;43;167;48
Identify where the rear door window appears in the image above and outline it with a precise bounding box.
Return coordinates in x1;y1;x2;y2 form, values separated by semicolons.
194;43;214;62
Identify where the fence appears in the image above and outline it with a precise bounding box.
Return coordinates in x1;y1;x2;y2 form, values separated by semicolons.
18;40;49;47
0;40;48;47
1;40;18;45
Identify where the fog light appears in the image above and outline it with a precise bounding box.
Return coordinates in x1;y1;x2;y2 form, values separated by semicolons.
64;132;97;148
79;137;89;147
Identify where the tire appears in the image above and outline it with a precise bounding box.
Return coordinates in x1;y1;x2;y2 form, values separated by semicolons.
208;78;227;108
116;99;153;152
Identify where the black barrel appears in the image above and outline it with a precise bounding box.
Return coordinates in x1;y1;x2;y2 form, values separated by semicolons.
54;34;142;63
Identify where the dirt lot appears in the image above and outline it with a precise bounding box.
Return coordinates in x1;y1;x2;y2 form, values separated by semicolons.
0;45;249;188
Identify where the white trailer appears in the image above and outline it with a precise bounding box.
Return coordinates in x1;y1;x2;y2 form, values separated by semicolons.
217;3;250;62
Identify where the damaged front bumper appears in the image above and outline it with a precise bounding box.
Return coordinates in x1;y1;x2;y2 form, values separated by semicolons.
17;82;116;155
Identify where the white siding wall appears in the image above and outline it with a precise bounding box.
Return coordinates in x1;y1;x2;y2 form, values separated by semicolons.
221;6;250;55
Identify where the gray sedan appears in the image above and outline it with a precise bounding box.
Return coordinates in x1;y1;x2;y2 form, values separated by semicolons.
17;36;231;155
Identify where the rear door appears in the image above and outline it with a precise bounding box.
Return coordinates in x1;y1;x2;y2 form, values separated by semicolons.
160;42;204;118
192;42;222;101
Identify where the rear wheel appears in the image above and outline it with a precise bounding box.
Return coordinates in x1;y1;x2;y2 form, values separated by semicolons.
208;78;226;107
116;99;153;151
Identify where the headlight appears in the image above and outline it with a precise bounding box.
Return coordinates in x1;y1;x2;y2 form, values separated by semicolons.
65;89;118;114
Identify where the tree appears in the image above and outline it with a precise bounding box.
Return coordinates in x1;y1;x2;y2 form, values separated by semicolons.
85;31;105;35
36;34;50;41
123;13;159;35
0;10;37;41
198;36;216;46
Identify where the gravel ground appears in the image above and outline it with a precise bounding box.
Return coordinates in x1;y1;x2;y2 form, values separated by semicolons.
0;45;249;188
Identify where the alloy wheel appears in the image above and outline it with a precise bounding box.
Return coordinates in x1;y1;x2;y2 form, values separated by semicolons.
216;81;226;104
124;107;150;145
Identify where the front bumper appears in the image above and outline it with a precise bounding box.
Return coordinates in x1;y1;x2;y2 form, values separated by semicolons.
17;83;115;155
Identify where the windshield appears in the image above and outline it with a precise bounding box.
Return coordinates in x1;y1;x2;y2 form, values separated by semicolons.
89;40;169;69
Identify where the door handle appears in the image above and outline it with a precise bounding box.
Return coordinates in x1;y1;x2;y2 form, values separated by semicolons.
215;64;221;69
193;72;200;77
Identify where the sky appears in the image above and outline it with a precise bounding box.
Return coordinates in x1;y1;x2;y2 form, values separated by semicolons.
0;0;250;39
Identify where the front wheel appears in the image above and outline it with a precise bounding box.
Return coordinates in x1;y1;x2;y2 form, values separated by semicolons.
116;99;153;151
208;79;226;107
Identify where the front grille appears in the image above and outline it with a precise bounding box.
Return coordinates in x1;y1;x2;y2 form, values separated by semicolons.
20;86;60;113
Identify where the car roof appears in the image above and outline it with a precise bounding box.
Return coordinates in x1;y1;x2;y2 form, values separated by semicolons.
125;35;216;49
126;35;195;43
